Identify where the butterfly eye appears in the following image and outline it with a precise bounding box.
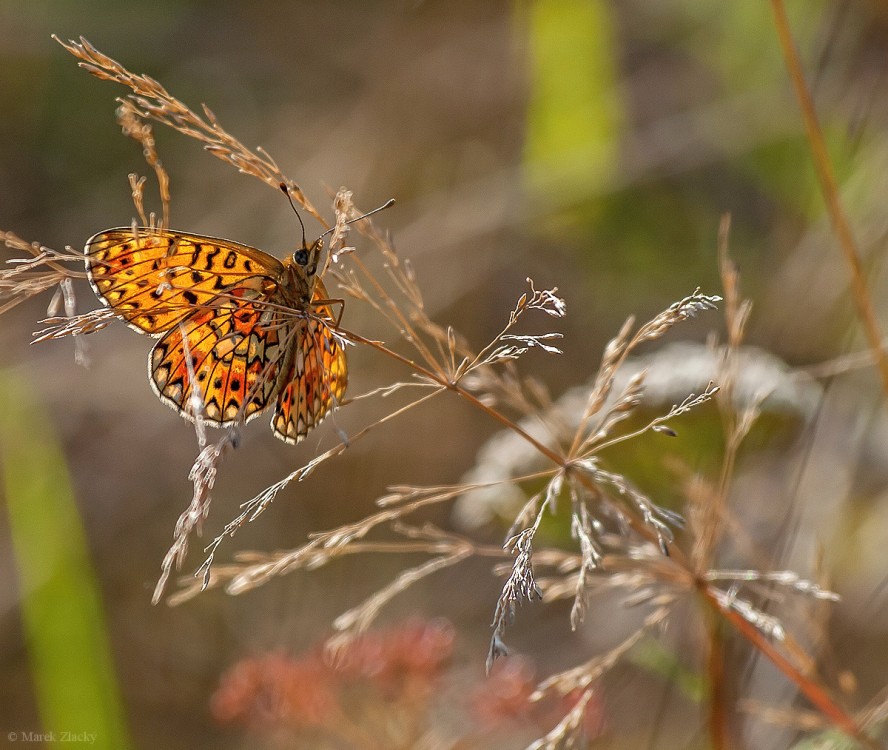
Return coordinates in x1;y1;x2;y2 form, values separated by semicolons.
293;248;309;266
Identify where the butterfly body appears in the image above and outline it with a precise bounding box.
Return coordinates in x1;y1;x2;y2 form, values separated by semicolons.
85;227;347;444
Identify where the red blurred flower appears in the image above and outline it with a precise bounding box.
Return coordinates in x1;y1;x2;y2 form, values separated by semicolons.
334;618;454;691
211;651;336;729
471;657;606;741
470;656;537;726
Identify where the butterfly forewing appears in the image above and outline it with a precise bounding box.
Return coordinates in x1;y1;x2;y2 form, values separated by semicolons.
85;228;286;335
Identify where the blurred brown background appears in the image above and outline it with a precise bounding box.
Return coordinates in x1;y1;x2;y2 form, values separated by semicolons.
3;2;888;748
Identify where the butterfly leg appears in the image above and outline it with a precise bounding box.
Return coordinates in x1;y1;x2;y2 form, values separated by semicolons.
310;297;345;329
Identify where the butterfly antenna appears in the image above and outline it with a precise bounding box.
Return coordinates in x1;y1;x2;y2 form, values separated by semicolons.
318;198;396;241
280;183;308;249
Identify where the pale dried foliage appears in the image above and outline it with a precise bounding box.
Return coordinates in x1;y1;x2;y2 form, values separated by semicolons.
1;36;880;749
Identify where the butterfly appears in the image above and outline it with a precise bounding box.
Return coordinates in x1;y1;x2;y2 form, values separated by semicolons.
84;225;347;444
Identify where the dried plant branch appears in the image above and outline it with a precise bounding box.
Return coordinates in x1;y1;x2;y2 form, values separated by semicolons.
692;215;750;570
172;527;512;607
526;688;599;750
568;491;602;630
704;569;840;601
117;101;171;229
153;432;238;604
1;233;86;317
53;35;323;224
328;526;474;651
487;476;561;672
701;584;880;750
568;290;721;458
694;216;756;749
533;606;670;701
526;606;670;749
585;381;720;456
378;470;557;509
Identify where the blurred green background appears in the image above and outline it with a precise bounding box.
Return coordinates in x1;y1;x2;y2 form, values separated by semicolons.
3;1;888;748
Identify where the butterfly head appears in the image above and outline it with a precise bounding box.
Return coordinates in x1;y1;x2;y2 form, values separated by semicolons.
279;182;395;282
292;237;323;278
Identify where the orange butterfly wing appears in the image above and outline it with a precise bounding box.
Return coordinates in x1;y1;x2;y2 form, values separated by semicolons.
149;290;291;426
272;283;348;444
85;227;285;334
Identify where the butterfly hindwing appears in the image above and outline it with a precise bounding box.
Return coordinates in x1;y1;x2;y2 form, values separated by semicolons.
271;288;347;443
149;291;290;426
